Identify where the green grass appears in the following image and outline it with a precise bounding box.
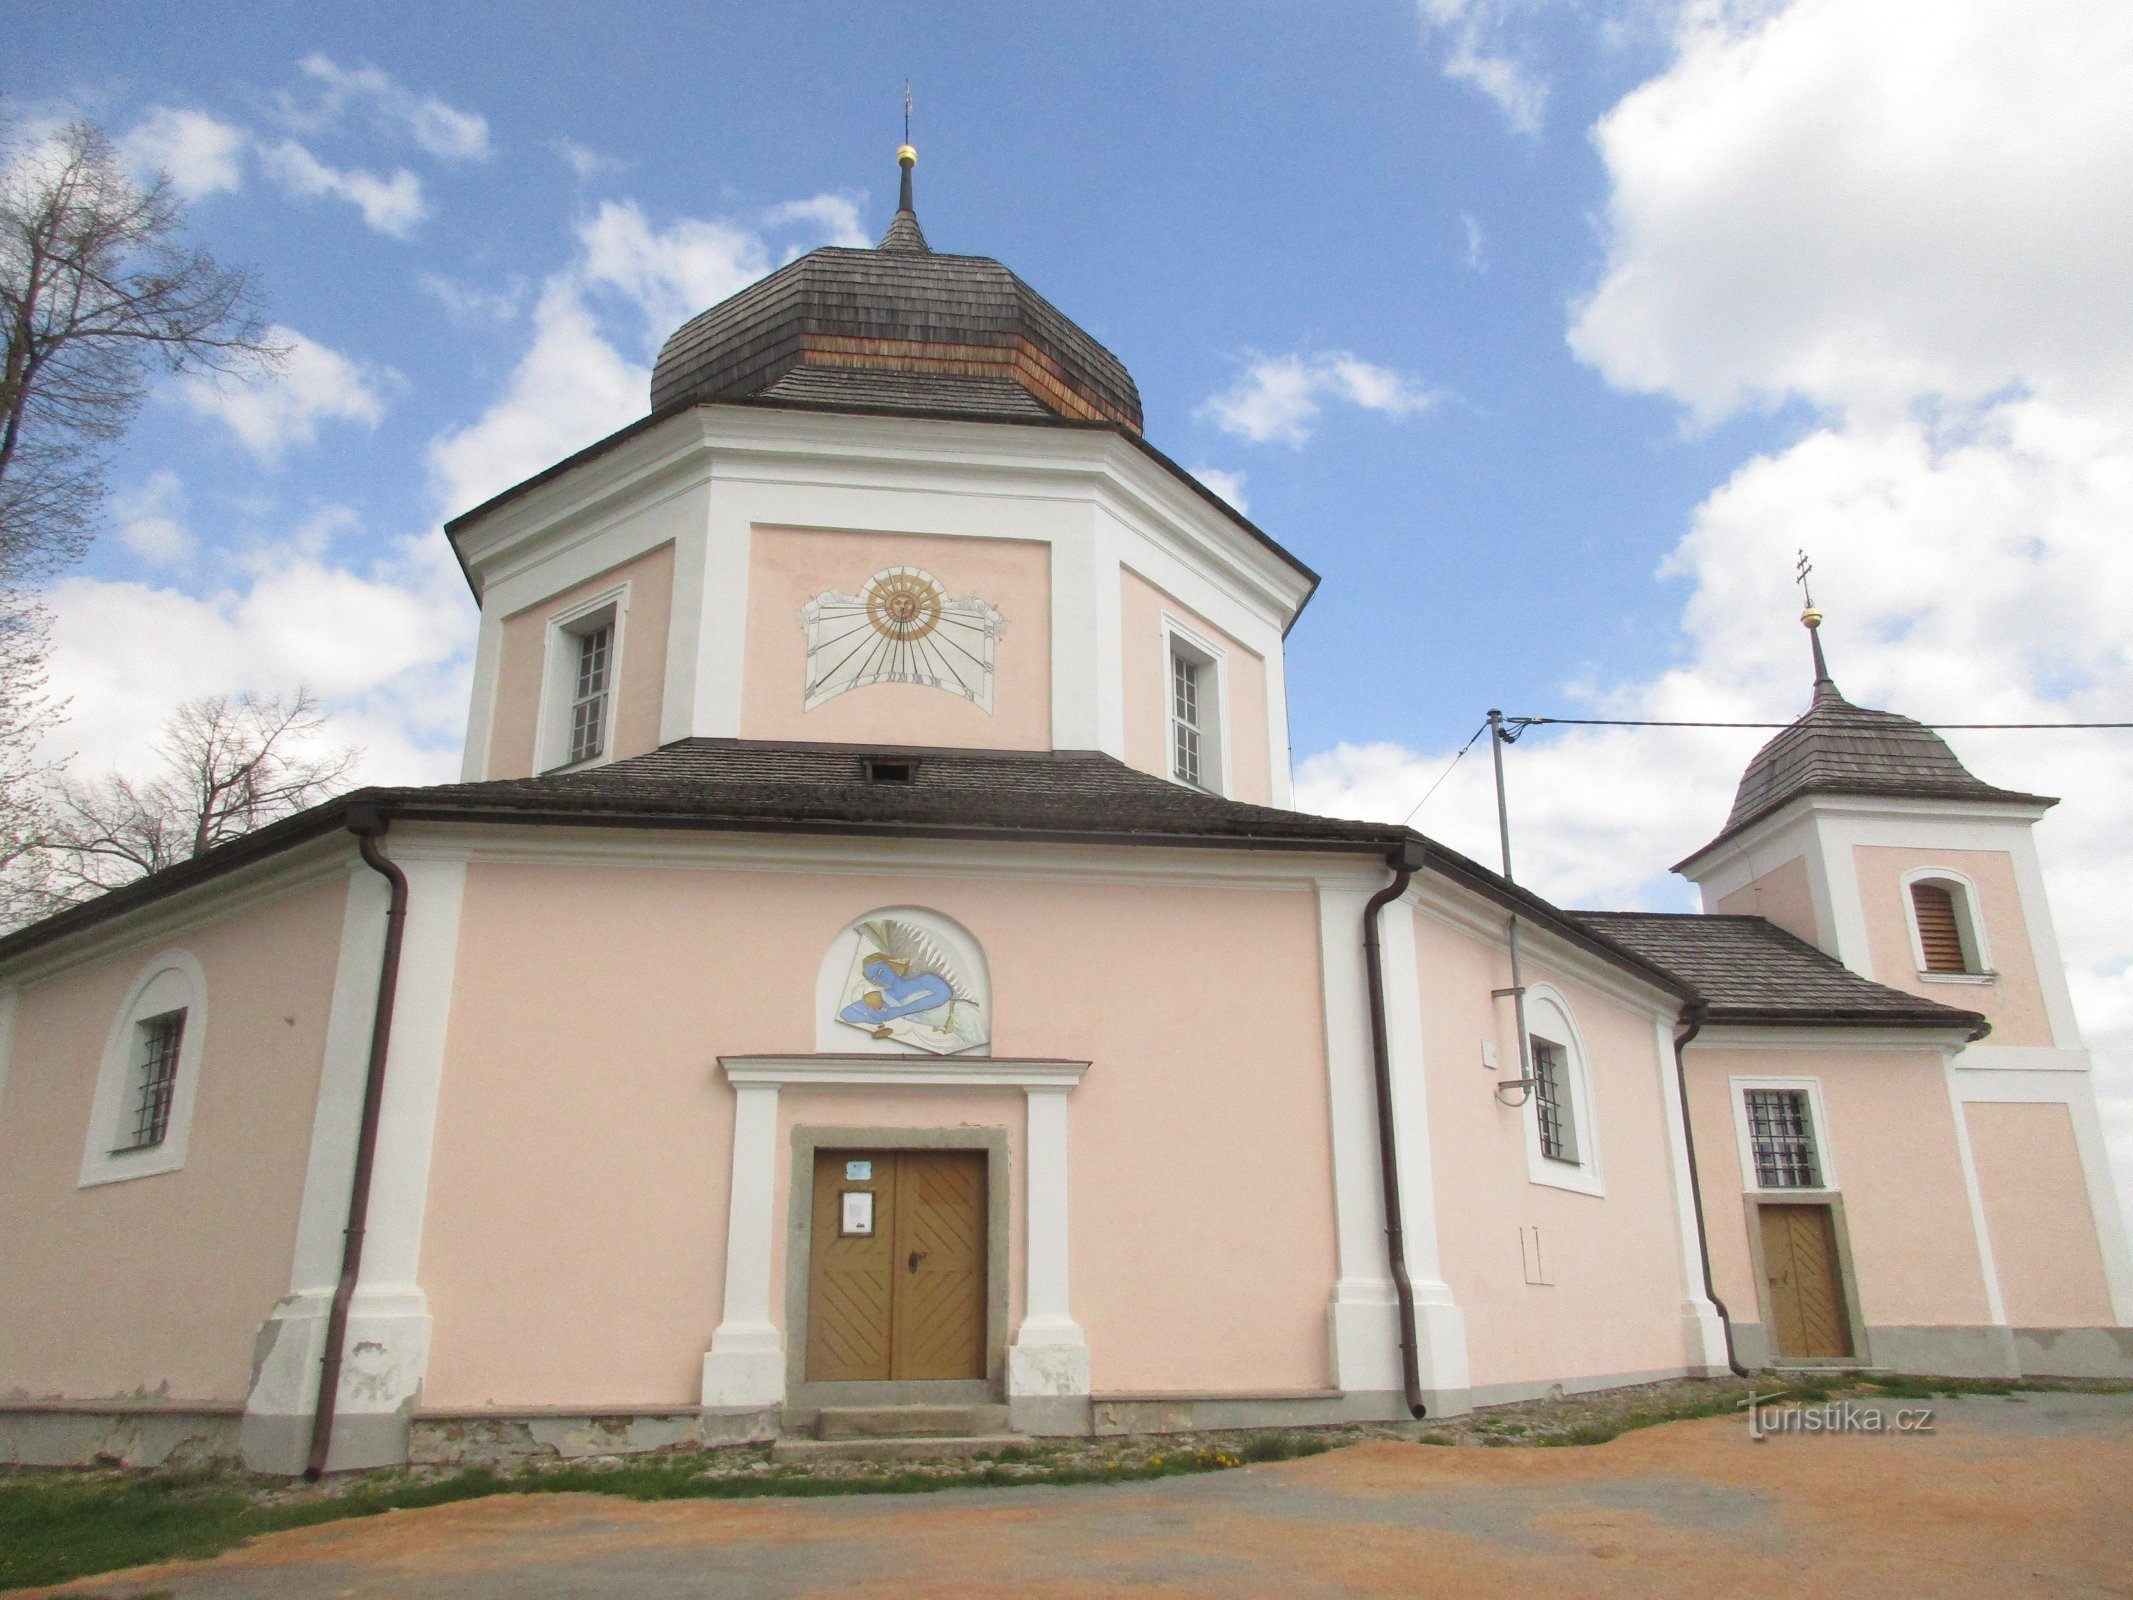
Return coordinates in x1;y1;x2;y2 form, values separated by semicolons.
0;1437;1324;1593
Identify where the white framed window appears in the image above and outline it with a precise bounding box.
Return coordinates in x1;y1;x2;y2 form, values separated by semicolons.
1518;985;1604;1197
537;584;628;773
79;950;209;1188
1900;867;1993;981
1162;618;1227;795
1730;1077;1838;1193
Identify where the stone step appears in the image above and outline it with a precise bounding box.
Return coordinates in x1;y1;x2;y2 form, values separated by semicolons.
813;1404;1011;1440
771;1433;1024;1466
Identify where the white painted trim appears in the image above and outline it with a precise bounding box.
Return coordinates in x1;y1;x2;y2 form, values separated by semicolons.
1956;1044;2091;1073
1899;865;1993;976
1693;1025;1974;1052
1951;1067;2133;1324
533;581;630;774
1727;1075;1839;1193
458;609;506;783
1943;1057;2009;1327
1651;1017;1729;1371
704;1054;1092;1411
721;1054;1087;1090
1519;983;1604;1198
1160;612;1232;798
77;949;209;1188
0;986;18;1128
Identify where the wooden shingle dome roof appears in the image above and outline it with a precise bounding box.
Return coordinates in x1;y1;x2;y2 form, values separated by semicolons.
650;148;1142;431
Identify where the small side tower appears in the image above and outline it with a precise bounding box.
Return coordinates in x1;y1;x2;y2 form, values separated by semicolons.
1677;598;2133;1343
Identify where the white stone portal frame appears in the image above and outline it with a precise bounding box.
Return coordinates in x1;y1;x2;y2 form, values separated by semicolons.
703;1054;1091;1414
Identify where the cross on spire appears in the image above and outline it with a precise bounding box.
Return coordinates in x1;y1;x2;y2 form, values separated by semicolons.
1796;548;1835;695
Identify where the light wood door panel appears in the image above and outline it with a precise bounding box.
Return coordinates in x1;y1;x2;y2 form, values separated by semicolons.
805;1150;987;1383
891;1151;987;1381
1760;1203;1853;1359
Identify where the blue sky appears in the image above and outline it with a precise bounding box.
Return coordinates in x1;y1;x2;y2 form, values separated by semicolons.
15;3;2133;1195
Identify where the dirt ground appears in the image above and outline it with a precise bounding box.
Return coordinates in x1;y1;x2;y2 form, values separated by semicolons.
36;1392;2133;1599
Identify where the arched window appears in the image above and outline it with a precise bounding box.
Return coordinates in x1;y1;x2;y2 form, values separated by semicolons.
79;950;208;1187
1520;985;1604;1197
1902;870;1990;978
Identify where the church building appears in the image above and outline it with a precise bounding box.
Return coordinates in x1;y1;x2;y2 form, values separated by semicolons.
2;146;2127;1473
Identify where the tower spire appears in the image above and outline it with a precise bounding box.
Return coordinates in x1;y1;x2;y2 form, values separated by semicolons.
880;82;931;253
1796;549;1838;703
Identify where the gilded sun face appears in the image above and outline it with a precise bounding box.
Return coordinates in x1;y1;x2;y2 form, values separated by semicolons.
864;570;944;642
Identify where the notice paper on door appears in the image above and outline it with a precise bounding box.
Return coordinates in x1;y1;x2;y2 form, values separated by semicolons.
841;1190;875;1236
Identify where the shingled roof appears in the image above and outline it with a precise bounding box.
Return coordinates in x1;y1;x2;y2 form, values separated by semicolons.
1723;676;2053;834
1571;910;1985;1033
648;150;1143;435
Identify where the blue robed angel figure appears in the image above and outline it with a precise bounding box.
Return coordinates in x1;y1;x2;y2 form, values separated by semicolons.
835;918;986;1052
840;952;953;1027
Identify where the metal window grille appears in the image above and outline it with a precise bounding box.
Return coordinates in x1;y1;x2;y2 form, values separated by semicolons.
1910;881;1969;973
568;625;611;765
1745;1088;1822;1188
1532;1038;1579;1163
116;1010;185;1153
1171;652;1202;787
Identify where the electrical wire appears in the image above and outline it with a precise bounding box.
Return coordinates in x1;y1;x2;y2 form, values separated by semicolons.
1401;720;1489;825
1508;717;2133;731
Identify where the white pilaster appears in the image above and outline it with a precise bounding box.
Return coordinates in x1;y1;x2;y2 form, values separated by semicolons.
457;610;505;782
1653;1019;1731;1373
701;1079;787;1409
243;848;467;1473
1007;1082;1090;1396
1945;1055;2010;1328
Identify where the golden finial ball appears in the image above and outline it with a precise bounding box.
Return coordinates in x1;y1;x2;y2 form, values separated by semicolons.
897;143;918;166
1801;606;1823;628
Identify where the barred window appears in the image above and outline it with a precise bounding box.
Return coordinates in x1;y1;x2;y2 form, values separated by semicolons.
115;1010;186;1153
1170;651;1203;788
1745;1088;1822;1189
567;624;611;766
1532;1037;1580;1164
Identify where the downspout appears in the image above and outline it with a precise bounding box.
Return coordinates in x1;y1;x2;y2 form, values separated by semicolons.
1670;1000;1748;1378
305;807;409;1479
1362;837;1432;1418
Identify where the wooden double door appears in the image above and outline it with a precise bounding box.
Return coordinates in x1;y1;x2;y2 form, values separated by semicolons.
805;1150;988;1382
1759;1203;1854;1359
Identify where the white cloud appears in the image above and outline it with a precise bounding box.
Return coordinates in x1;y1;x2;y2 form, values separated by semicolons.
180;325;394;460
1461;211;1487;272
429;192;867;517
41;531;471;788
420;271;528;328
1201;351;1441;446
111;470;193;567
1309;0;2133;1228
1192;468;1250;513
763;195;870;250
260;139;427;236
551;138;625;181
291;53;492;162
1417;0;1554;136
119;106;247;199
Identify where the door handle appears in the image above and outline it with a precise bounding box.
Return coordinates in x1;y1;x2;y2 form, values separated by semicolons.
908;1250;927;1273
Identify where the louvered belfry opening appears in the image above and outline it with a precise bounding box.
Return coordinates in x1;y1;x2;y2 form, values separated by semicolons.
1911;881;1970;973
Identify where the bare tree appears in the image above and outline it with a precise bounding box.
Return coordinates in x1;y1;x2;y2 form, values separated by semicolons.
1;110;282;585
0;593;64;928
39;688;360;902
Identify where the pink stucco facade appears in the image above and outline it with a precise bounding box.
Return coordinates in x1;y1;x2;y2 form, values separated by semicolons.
1716;854;1817;946
1853;844;2054;1045
1966;1101;2115;1328
1119;565;1272;805
486;542;676;781
0;875;349;1403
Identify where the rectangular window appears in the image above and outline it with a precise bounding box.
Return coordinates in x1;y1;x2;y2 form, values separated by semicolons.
1910;882;1969;973
1171;651;1203;788
116;1010;186;1153
567;624;612;766
1531;1038;1579;1164
1744;1088;1822;1188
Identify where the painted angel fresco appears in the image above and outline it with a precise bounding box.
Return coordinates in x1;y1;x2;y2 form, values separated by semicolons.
835;917;987;1055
